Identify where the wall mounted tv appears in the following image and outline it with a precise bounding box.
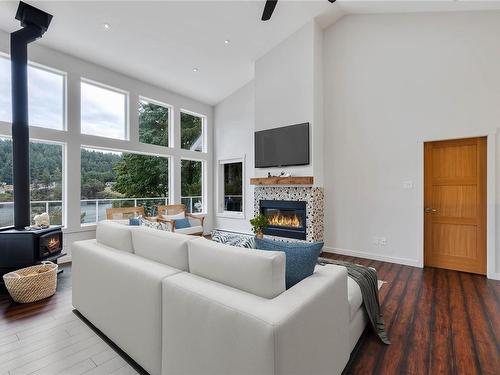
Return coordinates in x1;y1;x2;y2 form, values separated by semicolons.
255;123;310;168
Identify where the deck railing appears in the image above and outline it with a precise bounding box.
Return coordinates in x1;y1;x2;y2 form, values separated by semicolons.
0;196;204;228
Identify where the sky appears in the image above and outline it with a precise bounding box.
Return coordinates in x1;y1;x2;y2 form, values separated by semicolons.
1;56;126;139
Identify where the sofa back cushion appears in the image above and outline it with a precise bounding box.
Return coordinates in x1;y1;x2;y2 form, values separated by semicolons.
131;226;192;271
96;220;134;253
188;238;286;299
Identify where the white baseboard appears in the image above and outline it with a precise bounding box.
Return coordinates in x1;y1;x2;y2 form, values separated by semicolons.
487;272;500;281
322;246;422;268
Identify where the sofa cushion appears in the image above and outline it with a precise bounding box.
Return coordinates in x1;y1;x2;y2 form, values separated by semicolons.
188;237;286;299
96;220;134;253
255;238;324;289
175;226;203;235
131;226;192;271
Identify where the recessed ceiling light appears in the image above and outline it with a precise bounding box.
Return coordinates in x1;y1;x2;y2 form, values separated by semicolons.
103;23;111;30
192;68;199;72
224;39;230;45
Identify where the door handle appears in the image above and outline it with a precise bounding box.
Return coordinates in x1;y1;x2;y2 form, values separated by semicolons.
425;207;438;213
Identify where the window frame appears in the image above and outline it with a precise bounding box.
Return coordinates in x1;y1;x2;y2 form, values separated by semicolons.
180;109;207;153
79;145;172;227
80;78;130;141
216;156;245;218
0;135;66;228
180;157;206;214
0;54;68;131
138;96;173;148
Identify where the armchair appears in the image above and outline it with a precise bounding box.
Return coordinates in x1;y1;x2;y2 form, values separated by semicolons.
156;204;204;236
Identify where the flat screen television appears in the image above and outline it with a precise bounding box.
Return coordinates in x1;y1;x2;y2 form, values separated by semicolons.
255;123;310;168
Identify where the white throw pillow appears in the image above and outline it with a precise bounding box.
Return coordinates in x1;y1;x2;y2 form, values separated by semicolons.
162;212;185;221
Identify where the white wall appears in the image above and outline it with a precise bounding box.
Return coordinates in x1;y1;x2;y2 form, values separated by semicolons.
322;12;500;275
0;29;214;261
254;21;324;185
213;81;254;233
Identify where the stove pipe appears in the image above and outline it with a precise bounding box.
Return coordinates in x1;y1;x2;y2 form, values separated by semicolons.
10;2;52;228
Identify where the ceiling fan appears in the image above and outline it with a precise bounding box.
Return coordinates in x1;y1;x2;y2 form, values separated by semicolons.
262;0;337;21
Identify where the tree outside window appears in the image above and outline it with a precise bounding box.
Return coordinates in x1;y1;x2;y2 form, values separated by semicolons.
181;159;203;213
181;112;204;152
139;99;169;147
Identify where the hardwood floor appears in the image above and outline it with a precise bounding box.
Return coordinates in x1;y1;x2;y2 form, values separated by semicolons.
0;264;141;375
1;256;499;375
321;253;500;375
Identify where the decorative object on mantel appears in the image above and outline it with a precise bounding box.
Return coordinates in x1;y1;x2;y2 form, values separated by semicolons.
249;213;269;239
250;176;314;185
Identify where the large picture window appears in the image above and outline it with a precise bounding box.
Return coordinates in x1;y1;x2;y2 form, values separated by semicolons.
219;159;243;214
81;80;127;140
181;111;204;152
0;56;65;130
0;137;64;228
181;159;203;213
139;98;170;147
80;147;169;224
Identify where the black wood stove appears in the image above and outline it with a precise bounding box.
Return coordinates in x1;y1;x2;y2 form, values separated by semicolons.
0;2;62;293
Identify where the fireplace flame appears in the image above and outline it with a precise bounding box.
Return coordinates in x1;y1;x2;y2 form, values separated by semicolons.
269;213;302;228
47;237;60;251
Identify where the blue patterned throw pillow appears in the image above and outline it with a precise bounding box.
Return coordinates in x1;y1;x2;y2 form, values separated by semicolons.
254;238;323;289
129;217;140;226
174;218;191;229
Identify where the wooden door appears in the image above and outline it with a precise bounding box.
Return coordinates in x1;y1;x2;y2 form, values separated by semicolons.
424;137;486;274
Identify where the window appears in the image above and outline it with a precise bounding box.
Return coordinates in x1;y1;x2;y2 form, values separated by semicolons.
181;159;203;213
0;137;64;227
0;56;65;130
139;98;170;147
80;147;169;225
181;111;204;152
219;159;243;214
81;80;127;140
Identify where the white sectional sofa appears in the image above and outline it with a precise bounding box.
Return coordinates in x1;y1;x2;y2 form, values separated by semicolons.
72;221;367;375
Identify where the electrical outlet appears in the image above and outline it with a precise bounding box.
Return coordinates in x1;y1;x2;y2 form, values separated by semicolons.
403;180;414;189
379;237;387;246
372;237;379;246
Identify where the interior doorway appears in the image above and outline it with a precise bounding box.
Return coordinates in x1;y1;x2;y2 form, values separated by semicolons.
424;137;487;274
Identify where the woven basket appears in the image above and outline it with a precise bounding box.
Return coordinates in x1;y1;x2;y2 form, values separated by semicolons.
3;261;58;303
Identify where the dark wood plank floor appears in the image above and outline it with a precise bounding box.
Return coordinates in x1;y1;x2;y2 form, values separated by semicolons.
321;253;500;375
1;257;499;375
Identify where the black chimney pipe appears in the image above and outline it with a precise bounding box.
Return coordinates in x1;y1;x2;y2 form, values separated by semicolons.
10;2;52;228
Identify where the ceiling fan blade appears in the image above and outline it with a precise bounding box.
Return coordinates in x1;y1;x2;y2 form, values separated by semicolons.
261;0;278;21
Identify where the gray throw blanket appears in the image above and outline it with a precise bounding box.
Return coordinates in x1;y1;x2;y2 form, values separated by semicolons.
317;257;390;345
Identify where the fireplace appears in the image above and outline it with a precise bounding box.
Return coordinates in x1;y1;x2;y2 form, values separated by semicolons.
260;200;307;240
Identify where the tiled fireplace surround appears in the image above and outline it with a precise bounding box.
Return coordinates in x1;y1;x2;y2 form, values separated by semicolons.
254;186;324;243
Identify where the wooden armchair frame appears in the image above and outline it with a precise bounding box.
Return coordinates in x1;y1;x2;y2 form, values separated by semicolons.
156;204;204;235
106;206;145;220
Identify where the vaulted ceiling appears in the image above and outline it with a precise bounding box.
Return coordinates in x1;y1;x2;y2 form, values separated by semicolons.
0;1;498;105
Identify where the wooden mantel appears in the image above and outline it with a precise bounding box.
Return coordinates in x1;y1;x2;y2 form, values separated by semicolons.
249;176;314;186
